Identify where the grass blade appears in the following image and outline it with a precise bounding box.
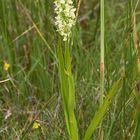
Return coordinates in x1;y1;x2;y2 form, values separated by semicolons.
83;79;122;140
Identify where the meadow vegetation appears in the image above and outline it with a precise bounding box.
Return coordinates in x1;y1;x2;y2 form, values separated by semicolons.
0;0;140;140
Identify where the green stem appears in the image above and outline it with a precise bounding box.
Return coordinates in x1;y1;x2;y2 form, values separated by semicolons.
57;39;78;140
100;0;105;106
99;0;104;139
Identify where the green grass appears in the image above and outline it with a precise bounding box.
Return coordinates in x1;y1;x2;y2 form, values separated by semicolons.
0;0;140;140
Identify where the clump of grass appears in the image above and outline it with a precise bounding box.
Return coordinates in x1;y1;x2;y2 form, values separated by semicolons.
0;0;140;139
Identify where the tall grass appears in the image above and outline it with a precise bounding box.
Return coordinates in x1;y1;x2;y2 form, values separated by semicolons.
100;0;104;106
0;0;140;140
99;0;104;138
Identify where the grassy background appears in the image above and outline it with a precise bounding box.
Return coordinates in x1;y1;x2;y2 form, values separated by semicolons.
0;0;140;139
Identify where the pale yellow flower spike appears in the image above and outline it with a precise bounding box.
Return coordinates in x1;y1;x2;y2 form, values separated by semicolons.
54;0;76;41
32;122;41;129
4;62;10;71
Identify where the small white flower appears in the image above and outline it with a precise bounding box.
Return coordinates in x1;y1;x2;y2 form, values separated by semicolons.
54;0;76;41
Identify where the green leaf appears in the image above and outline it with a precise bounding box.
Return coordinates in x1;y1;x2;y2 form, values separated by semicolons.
83;79;122;140
57;40;70;135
